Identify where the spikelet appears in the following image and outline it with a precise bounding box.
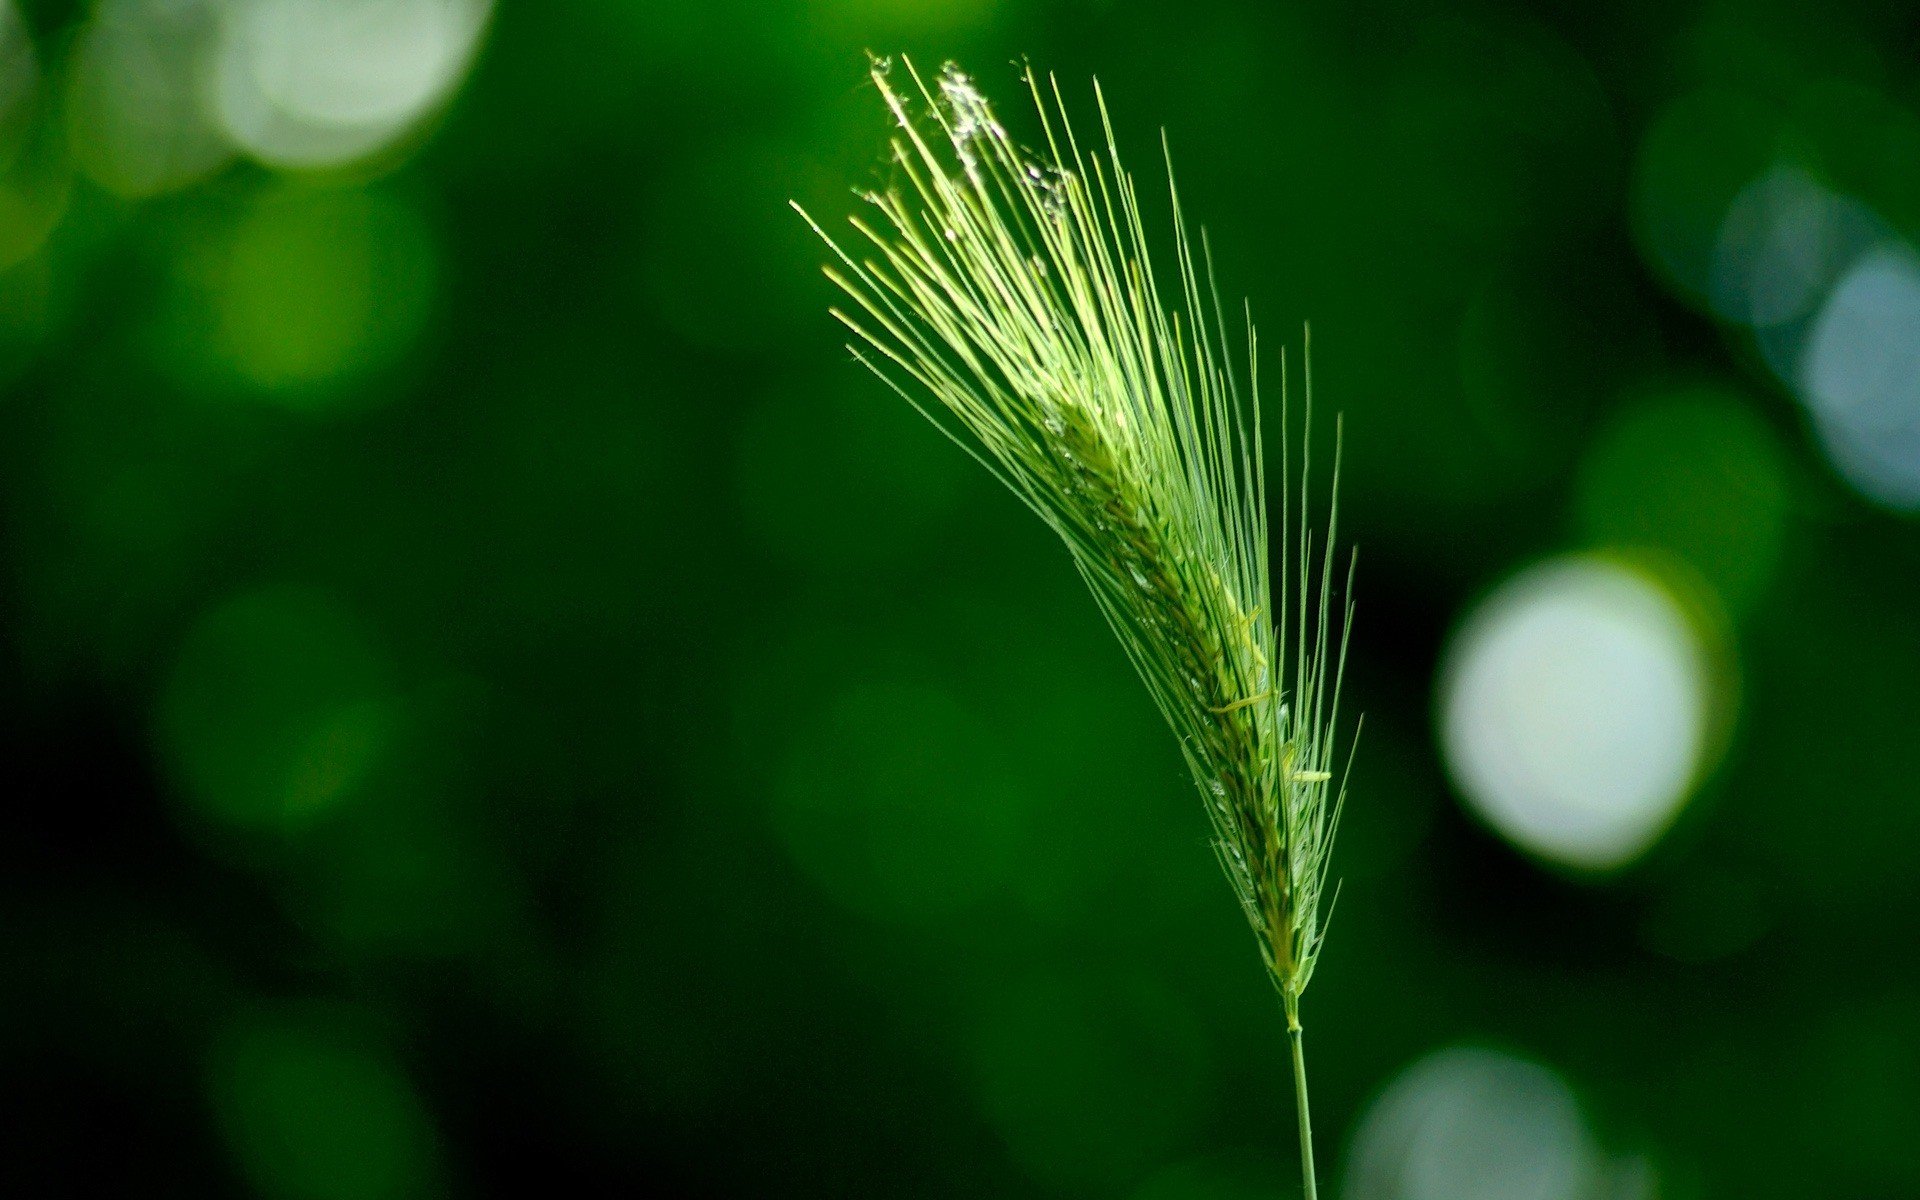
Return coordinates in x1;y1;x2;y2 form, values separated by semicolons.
794;56;1353;1010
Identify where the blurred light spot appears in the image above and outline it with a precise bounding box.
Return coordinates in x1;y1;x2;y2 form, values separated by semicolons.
159;586;397;833
1632;90;1779;309
214;0;493;169
771;678;1025;923
1702;155;1920;513
1439;557;1718;871
210;1009;444;1200
1344;1046;1604;1200
67;0;234;197
972;971;1212;1190
1710;167;1881;332
1795;80;1920;233
159;185;436;403
1576;388;1790;616
1797;245;1920;511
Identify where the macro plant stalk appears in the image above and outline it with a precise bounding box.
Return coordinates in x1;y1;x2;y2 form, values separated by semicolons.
798;57;1353;1198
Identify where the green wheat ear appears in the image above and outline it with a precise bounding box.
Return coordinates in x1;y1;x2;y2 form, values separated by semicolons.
795;56;1354;1199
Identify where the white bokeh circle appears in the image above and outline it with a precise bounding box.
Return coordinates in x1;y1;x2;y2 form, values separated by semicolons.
1345;1046;1617;1200
213;0;494;169
1439;557;1714;871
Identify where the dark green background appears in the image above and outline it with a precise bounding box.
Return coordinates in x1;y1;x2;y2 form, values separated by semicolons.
3;0;1918;1196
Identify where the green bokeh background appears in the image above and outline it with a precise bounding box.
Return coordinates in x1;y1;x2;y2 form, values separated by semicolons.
3;0;1918;1196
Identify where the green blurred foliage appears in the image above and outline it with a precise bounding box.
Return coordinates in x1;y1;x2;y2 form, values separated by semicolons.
0;0;1917;1197
1576;389;1791;612
210;1008;446;1200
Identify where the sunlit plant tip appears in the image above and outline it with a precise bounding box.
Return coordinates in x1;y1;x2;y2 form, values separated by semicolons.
795;55;1356;1200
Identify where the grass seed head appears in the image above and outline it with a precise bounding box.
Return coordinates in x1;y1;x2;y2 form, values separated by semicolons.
796;55;1354;1001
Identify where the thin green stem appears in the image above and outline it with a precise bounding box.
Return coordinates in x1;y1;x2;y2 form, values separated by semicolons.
1285;996;1318;1200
